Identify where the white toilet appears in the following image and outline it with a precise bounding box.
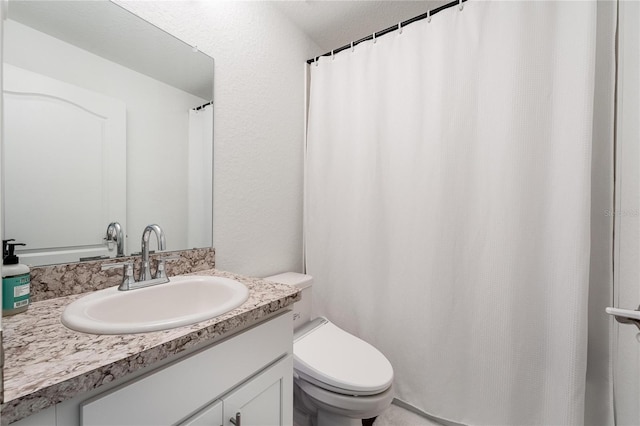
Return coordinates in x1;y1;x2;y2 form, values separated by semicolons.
264;272;394;426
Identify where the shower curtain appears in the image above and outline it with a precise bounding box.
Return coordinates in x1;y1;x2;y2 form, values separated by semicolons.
305;2;603;424
187;104;213;248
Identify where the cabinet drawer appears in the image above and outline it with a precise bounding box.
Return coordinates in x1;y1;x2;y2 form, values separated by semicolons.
81;312;292;425
181;400;223;426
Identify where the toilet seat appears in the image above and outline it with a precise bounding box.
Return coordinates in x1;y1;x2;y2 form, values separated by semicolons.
293;318;393;396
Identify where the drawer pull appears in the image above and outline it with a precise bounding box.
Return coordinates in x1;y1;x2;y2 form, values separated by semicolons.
230;412;241;426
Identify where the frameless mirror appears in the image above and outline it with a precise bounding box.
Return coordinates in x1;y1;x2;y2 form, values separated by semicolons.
2;0;214;266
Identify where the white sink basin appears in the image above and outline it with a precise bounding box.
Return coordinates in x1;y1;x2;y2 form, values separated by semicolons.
61;275;249;334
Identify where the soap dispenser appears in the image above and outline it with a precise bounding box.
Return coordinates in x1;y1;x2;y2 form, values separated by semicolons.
2;239;31;316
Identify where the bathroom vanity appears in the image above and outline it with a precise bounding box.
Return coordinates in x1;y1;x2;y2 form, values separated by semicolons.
0;268;299;425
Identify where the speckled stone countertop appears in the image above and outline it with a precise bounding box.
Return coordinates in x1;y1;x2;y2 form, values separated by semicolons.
0;269;300;424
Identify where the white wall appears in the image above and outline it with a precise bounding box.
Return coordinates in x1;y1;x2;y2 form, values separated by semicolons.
116;1;322;276
612;1;640;423
3;20;208;254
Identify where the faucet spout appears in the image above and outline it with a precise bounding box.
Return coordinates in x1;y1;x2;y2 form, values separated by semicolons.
140;224;166;282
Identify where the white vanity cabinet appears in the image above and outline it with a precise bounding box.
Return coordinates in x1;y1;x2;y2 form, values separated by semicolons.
182;355;293;426
222;354;293;426
12;312;293;426
181;400;223;426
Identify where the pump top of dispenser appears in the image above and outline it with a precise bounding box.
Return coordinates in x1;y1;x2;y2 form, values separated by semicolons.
3;239;26;265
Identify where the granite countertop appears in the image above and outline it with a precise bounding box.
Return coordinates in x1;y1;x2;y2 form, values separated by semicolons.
0;269;300;424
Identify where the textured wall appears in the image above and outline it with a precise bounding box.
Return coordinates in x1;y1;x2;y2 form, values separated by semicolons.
116;1;322;277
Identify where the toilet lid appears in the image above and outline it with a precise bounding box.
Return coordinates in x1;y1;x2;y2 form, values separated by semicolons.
293;319;393;396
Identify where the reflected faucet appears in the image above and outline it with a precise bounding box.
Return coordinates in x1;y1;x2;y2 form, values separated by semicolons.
105;222;124;257
140;224;166;282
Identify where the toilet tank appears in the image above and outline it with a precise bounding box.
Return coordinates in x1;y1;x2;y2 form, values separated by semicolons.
264;272;313;331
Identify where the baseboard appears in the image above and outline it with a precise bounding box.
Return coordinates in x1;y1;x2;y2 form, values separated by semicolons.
391;398;467;426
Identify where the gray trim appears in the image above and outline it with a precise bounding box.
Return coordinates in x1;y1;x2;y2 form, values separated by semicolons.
392;398;466;426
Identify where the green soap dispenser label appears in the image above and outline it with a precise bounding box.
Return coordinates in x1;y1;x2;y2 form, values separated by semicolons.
3;273;31;310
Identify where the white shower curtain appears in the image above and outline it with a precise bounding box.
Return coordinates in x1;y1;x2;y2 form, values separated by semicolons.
187;104;213;248
305;2;599;425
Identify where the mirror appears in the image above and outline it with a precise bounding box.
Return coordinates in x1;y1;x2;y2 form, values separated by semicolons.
2;0;214;266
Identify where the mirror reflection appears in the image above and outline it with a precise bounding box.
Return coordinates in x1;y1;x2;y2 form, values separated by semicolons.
2;1;214;266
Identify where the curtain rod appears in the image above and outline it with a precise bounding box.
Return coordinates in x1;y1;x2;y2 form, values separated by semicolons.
306;0;469;65
192;101;213;111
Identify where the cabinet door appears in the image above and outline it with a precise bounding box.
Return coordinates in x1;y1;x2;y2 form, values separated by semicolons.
223;355;293;426
180;400;223;426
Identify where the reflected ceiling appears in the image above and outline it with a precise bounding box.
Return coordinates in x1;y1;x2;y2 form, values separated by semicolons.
8;0;212;99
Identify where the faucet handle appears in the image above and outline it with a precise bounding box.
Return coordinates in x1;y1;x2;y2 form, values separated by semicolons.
102;262;136;290
155;255;180;280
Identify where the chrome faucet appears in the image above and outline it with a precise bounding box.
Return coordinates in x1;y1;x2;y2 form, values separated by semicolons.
140;224;166;282
105;222;124;257
102;224;178;291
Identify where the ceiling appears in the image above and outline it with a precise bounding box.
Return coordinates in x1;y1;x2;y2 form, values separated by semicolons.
271;0;451;55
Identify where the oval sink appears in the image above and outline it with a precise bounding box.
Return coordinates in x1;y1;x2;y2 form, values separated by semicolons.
61;275;249;334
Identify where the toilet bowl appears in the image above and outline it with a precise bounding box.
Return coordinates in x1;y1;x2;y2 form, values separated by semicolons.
265;273;394;426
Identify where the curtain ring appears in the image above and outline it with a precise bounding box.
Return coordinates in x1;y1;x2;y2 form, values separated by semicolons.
373;32;376;44
351;41;354;52
459;0;464;11
315;56;319;67
331;50;335;60
398;22;402;34
427;10;431;23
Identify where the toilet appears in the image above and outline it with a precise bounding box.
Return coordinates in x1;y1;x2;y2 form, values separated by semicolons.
264;272;394;426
